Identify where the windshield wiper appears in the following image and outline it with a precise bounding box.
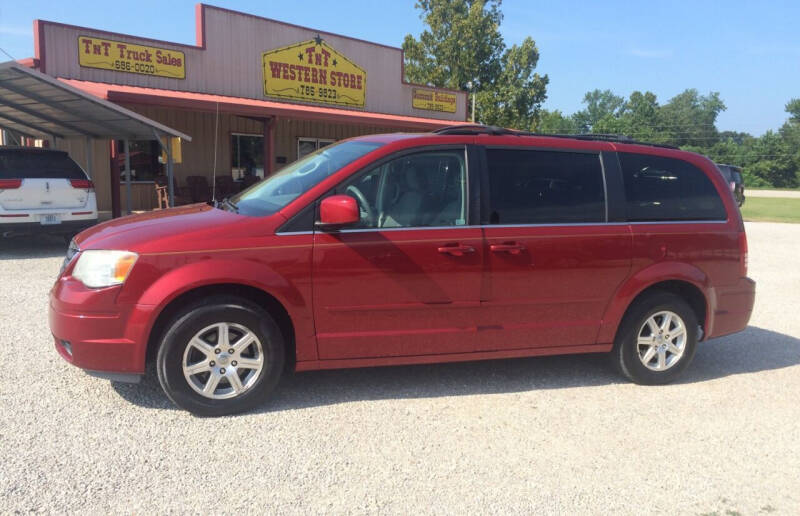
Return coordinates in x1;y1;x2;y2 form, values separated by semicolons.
220;197;239;213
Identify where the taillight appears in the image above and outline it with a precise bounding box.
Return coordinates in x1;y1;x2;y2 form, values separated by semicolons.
0;179;22;190
69;179;94;190
738;231;748;277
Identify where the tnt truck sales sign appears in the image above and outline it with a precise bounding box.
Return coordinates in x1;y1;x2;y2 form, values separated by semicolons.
262;38;366;108
78;36;186;79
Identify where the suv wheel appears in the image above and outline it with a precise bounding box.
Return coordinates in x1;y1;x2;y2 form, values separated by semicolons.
156;296;285;416
612;292;698;385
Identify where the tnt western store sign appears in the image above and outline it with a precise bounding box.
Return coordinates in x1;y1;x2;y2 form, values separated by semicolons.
27;4;468;212
263;38;366;108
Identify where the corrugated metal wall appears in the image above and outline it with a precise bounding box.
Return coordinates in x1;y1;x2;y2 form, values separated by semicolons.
54;138;111;210
55;105;416;212
41;6;467;121
273;118;402;164
127;104;264;178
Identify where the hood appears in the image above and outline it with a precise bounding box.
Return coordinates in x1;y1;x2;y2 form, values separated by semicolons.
75;203;282;253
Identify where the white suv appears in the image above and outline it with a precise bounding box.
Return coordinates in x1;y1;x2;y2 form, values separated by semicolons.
0;147;98;238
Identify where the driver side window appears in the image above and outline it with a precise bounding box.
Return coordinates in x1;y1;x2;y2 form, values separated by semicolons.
339;149;467;229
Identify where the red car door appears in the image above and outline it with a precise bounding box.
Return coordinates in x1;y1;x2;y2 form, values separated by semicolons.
478;147;632;352
312;147;484;360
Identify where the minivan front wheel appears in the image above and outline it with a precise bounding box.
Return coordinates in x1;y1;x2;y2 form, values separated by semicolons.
613;292;698;385
181;322;265;399
156;296;285;416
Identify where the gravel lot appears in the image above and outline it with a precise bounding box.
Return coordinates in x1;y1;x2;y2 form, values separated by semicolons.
1;222;798;514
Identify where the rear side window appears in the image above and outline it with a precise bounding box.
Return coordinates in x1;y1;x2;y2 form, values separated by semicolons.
619;153;726;222
0;151;87;180
486;149;605;224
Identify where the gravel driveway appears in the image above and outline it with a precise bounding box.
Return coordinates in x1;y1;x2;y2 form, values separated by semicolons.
1;222;798;514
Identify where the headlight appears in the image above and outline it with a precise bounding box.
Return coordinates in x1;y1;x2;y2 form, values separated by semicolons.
72;250;138;288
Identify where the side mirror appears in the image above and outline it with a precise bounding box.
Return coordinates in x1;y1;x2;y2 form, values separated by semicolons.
317;195;360;230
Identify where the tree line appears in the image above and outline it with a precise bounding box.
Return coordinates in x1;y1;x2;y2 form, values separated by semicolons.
403;0;800;188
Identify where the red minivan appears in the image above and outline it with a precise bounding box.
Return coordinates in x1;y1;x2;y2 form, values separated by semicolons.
49;126;755;415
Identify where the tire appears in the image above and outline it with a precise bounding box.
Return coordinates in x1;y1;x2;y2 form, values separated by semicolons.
156;295;285;416
611;291;698;385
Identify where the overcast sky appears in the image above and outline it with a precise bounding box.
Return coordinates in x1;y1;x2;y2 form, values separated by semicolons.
1;0;797;135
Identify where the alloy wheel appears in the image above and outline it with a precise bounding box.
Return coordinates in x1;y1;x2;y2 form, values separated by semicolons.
636;310;687;372
181;322;265;399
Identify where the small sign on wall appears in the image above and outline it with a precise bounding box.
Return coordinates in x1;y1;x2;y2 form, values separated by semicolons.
159;137;182;164
78;36;186;79
412;88;457;113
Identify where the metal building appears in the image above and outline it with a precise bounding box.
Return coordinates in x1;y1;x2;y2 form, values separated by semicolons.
5;4;467;214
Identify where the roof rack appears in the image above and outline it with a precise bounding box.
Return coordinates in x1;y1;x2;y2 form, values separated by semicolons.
431;124;678;149
433;124;514;136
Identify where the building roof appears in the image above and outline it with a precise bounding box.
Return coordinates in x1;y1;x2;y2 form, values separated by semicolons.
60;79;470;131
0;62;191;141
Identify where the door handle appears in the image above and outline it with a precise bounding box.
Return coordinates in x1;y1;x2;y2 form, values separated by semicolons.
490;242;526;255
437;244;475;257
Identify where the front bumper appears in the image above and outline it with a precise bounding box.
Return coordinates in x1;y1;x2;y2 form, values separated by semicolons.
49;277;154;377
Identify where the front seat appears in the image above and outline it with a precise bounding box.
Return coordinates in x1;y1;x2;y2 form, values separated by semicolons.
426;160;463;226
381;165;424;227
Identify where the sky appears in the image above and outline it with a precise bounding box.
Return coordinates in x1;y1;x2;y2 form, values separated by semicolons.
0;0;797;136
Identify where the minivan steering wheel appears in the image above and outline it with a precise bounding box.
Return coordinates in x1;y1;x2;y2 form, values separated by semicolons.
345;185;375;226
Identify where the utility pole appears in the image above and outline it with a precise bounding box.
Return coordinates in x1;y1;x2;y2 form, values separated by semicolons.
471;93;476;123
467;80;477;123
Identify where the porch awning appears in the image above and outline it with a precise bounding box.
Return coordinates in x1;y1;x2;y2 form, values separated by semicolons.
0;62;191;141
60;79;468;131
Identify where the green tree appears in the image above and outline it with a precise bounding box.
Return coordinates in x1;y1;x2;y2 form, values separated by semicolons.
572;89;625;133
403;0;548;129
718;131;754;146
779;98;800;186
620;91;667;143
546;88;798;188
786;98;800;123
592;112;629;136
659;89;726;147
744;131;796;188
535;109;580;134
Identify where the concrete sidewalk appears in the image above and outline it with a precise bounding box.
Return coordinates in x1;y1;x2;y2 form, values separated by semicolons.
745;189;800;198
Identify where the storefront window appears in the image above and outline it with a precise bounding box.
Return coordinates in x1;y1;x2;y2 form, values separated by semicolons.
230;140;383;217
115;140;161;182
231;133;264;180
297;137;336;160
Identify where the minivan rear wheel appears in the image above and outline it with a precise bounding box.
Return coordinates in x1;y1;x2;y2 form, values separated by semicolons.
156;296;285;416
612;292;698;385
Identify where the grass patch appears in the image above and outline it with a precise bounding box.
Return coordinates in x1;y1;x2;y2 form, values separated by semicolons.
741;197;800;223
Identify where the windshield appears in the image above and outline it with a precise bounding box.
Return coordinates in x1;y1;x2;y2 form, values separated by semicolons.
228;140;383;216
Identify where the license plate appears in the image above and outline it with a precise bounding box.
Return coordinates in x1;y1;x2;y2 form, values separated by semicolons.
40;214;61;225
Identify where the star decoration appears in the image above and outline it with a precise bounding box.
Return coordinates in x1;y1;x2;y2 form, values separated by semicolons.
332;58;337;67
314;34;323;45
297;52;303;61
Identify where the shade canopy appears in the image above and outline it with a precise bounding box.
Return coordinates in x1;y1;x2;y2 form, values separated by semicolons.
60;79;468;131
0;61;191;142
